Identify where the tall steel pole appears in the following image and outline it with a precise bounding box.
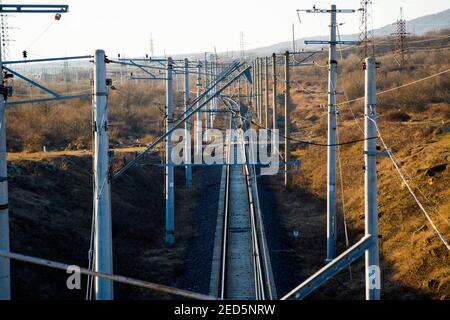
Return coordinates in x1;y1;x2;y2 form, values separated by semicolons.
272;53;277;130
284;51;291;188
326;4;338;261
195;62;202;158
264;57;269;128
93;49;113;300
364;56;380;300
184;59;192;188
165;57;175;246
0;42;10;301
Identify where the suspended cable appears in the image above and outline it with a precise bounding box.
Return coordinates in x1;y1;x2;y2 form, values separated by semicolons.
338;68;450;106
336;114;353;280
371;118;450;252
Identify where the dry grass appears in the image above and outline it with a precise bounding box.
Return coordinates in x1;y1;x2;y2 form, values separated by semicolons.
272;31;450;299
6;81;167;152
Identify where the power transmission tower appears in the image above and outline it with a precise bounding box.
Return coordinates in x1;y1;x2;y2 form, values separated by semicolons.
392;7;409;68
359;0;374;60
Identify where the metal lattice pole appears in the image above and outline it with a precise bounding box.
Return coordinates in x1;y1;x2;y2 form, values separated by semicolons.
392;7;409;68
359;0;374;60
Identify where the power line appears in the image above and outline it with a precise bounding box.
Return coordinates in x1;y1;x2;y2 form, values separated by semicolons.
0;249;217;300
251;119;377;147
338;68;450;106
336;114;352;280
370;118;450;252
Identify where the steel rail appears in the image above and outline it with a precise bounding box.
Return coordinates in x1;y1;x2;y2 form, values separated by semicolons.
218;100;272;300
219;116;233;299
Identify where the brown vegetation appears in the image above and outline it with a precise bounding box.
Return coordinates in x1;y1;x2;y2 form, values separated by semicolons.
274;31;450;299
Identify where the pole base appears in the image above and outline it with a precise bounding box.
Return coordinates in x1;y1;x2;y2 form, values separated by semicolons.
165;233;175;247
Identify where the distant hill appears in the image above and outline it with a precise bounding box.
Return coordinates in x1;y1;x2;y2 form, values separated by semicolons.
238;8;450;57
374;8;450;37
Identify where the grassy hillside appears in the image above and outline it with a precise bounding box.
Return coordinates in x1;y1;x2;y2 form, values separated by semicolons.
275;31;450;299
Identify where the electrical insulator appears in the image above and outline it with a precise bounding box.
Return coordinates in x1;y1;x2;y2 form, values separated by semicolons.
22;50;28;59
55;13;62;21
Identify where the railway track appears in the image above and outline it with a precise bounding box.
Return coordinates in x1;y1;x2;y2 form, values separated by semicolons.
211;105;276;300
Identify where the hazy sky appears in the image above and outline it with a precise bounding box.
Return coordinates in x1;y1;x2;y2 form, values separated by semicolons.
2;0;449;60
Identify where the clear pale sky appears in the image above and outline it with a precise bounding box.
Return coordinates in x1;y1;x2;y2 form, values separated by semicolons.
3;0;449;60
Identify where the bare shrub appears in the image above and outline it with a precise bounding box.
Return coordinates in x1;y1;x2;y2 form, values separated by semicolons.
383;110;411;122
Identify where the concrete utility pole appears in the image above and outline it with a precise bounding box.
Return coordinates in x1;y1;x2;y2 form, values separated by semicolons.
184;59;192;188
165;57;175;246
0;4;70;300
272;53;277;130
238;77;241;104
258;58;263;122
257;58;261;120
214;57;219;125
0;40;10;301
204;55;210;141
364;56;380;300
252;61;257;112
209;57;214;129
302;3;359;262
255;58;259;119
264;56;269;128
327;5;338;261
245;69;249;106
195;62;202;158
93;49;113;300
284;51;291;188
253;59;258;118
